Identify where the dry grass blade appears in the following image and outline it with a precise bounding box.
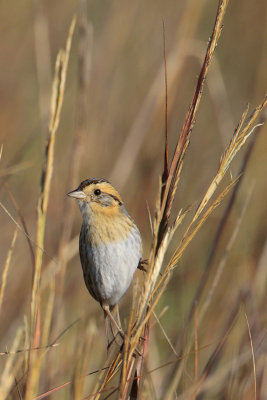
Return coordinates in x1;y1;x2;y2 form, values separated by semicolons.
25;18;76;400
33;0;52;131
196;293;246;388
40;280;55;350
178;112;266;348
167;185;254;395
133;179;237;338
0;343;59;357
0;228;18;313
0;319;78;357
30;16;76;331
0;201;49;259
153;310;178;356
168;96;267;288
193;95;267;222
92;352;122;400
138;205;192;322
120;308;134;396
171;294;242;400
244;312;257;400
157;0;230;247
126;174;239;397
33;363;111;399
193;304;199;400
168;177;239;270
198;187;253;325
72;321;95;400
5;183;35;271
0;161;32;177
162;18;169;188
0;328;23;399
34;381;73;400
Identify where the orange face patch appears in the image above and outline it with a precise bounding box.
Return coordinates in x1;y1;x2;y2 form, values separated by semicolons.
83;182;122;204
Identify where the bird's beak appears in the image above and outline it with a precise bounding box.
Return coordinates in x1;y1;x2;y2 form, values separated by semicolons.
67;189;86;199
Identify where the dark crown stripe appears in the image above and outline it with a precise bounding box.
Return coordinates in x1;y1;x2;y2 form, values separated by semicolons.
78;178;109;190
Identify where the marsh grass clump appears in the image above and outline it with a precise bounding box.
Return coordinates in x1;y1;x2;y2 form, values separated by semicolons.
0;0;266;399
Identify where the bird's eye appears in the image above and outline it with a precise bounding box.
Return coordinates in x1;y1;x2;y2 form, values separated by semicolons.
94;189;101;196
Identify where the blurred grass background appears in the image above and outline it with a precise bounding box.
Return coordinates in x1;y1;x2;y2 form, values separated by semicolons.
0;0;266;398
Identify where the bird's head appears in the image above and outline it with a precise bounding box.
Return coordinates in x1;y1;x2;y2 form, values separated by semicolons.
67;178;123;218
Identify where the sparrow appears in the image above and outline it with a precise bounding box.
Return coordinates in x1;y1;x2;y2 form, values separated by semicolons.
68;178;142;346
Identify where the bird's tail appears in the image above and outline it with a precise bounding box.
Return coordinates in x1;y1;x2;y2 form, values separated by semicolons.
104;304;123;353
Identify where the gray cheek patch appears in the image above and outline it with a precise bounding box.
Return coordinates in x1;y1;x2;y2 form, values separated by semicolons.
98;195;113;207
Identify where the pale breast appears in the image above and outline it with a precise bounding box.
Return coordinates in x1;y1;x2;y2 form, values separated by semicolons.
79;224;142;306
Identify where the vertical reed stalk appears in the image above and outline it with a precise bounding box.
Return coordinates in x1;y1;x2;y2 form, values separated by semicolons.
25;18;76;400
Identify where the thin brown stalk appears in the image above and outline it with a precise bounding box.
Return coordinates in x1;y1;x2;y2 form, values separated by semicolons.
0;228;18;313
92;352;122;400
162;18;169;187
192;96;266;224
168;177;239;270
143;177;238;398
198;187;253;325
120;307;134;396
33;0;52;131
138;205;193;324
72;322;95;400
14;378;23;400
169;97;266;277
34;365;110;400
0;343;59;356
197;292;247;388
122;356;136;400
126;272;172;366
0;201;51;261
0;201;48;259
244;312;257;400
167;187;253;396
15;320;78;397
109;0;208;192
168;291;243;400
4;320;77;396
3;318;78;396
31;337;240;400
153;311;178;357
157;0;230;248
193;304;199;400
157;18;170;253
4;183;35;271
136;179;236;337
160;181;253;394
0;328;23;399
0;161;32;177
26;18;76;400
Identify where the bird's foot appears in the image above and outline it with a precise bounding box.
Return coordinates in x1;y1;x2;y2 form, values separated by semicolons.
137;258;148;272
